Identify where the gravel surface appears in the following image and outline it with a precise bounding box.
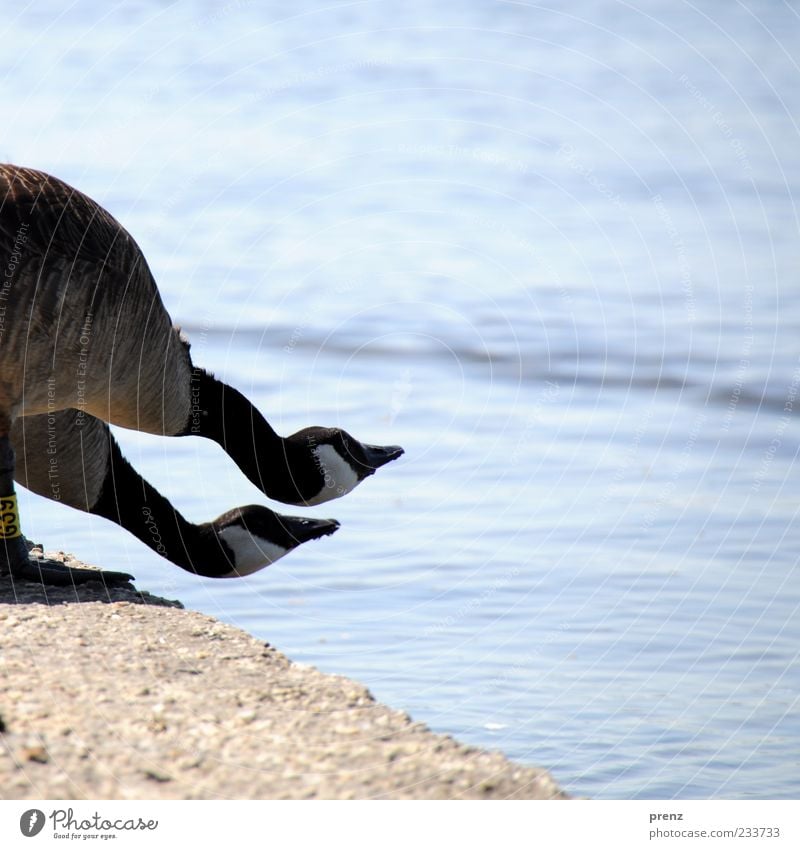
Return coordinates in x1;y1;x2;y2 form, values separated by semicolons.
0;553;568;800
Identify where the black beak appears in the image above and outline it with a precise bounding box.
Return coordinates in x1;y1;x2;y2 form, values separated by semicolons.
281;516;341;546
361;443;405;473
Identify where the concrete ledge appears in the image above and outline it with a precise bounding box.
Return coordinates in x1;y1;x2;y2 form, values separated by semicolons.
0;561;568;800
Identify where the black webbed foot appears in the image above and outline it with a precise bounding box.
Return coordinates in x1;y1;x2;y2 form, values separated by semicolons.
11;556;134;586
2;536;134;586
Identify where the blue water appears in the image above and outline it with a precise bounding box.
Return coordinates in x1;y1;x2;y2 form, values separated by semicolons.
3;1;799;799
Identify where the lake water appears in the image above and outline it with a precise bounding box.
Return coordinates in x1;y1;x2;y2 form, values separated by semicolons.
3;1;799;799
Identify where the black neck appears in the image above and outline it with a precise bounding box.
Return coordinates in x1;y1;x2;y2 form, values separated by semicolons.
182;369;315;504
90;434;234;578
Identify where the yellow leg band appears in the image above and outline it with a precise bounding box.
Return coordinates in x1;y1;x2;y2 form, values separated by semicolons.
0;494;21;539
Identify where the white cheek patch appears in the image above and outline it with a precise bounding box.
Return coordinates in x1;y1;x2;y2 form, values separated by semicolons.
217;525;288;577
306;444;361;505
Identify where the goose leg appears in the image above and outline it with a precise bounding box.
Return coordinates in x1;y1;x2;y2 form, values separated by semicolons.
0;434;31;576
6;418;133;585
14;410;220;578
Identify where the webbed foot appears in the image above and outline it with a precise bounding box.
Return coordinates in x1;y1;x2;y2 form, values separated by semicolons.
2;536;134;586
12;556;135;586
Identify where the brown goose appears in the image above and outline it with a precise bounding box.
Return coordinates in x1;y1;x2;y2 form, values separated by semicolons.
0;164;402;584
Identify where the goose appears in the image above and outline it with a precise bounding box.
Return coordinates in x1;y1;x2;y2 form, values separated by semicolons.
0;164;403;585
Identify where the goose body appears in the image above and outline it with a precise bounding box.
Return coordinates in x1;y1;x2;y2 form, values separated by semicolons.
0;164;402;583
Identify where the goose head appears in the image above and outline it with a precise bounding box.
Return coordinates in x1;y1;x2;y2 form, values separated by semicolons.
276;427;404;506
212;506;340;577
